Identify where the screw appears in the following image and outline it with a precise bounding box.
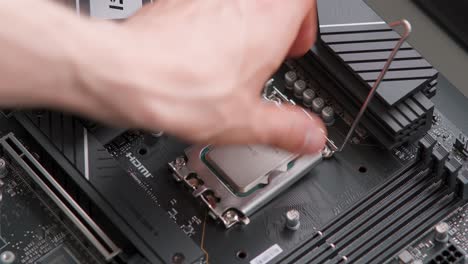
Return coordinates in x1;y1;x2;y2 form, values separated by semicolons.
223;210;242;226
151;131;164;138
174;157;186;169
224;210;238;221
322;145;334;159
172;253;185;264
0;251;15;264
285;209;301;231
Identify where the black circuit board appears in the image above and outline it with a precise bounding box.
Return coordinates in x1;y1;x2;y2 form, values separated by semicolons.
431;110;468;165
99;60;468;263
103;100;468;264
391;192;468;263
387;204;468;264
383;110;468;264
104;117;420;263
0;82;465;264
105;132;206;243
0;62;466;264
0;101;466;263
0;156;104;264
447;205;468;254
0;1;466;263
388;231;466;264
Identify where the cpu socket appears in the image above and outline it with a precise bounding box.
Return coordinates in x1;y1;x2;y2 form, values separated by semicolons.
169;144;322;228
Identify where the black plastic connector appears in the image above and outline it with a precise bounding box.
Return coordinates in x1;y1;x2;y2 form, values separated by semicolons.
457;169;468;201
454;134;468;157
432;145;450;178
429;241;465;264
419;133;437;166
445;157;463;190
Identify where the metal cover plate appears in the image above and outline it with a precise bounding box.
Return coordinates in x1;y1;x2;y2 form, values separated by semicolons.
204;145;296;194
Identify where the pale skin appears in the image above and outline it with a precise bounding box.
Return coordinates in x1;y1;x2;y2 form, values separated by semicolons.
0;0;325;154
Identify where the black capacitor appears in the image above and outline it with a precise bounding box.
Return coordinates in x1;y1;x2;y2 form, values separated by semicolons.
302;89;316;107
284;71;297;90
293;80;307;98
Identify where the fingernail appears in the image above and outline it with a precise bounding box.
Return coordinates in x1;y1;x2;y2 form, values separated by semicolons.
301;123;326;154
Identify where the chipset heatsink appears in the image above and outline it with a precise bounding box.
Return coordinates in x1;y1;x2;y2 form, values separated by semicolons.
169;144;322;228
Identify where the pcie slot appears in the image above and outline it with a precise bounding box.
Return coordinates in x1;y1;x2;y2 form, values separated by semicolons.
361;197;462;263
301;174;439;263
280;165;424;262
0;133;121;261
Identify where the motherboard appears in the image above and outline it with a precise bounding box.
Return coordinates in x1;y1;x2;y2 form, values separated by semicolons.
1;0;468;264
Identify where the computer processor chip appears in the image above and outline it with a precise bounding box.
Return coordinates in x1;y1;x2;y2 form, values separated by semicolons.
203;145;297;194
169;145;322;228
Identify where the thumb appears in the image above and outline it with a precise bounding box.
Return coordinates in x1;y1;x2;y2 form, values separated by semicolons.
250;102;326;154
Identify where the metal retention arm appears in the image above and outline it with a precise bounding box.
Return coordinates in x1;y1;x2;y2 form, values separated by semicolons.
338;19;413;152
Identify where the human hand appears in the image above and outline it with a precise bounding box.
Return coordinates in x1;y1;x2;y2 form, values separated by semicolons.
76;0;326;154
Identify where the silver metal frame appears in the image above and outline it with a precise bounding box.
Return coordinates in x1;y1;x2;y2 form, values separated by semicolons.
168;83;326;228
169;147;322;228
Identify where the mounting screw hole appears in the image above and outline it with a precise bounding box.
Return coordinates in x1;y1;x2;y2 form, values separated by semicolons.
358;166;367;173
138;148;148;156
34;110;45;117
172;253;185;264
236;250;248;260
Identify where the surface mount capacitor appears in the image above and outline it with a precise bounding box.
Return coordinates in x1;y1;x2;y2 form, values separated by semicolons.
312;97;325;114
293;80;307;99
321;106;335;126
284;71;297;90
302;89;316;107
